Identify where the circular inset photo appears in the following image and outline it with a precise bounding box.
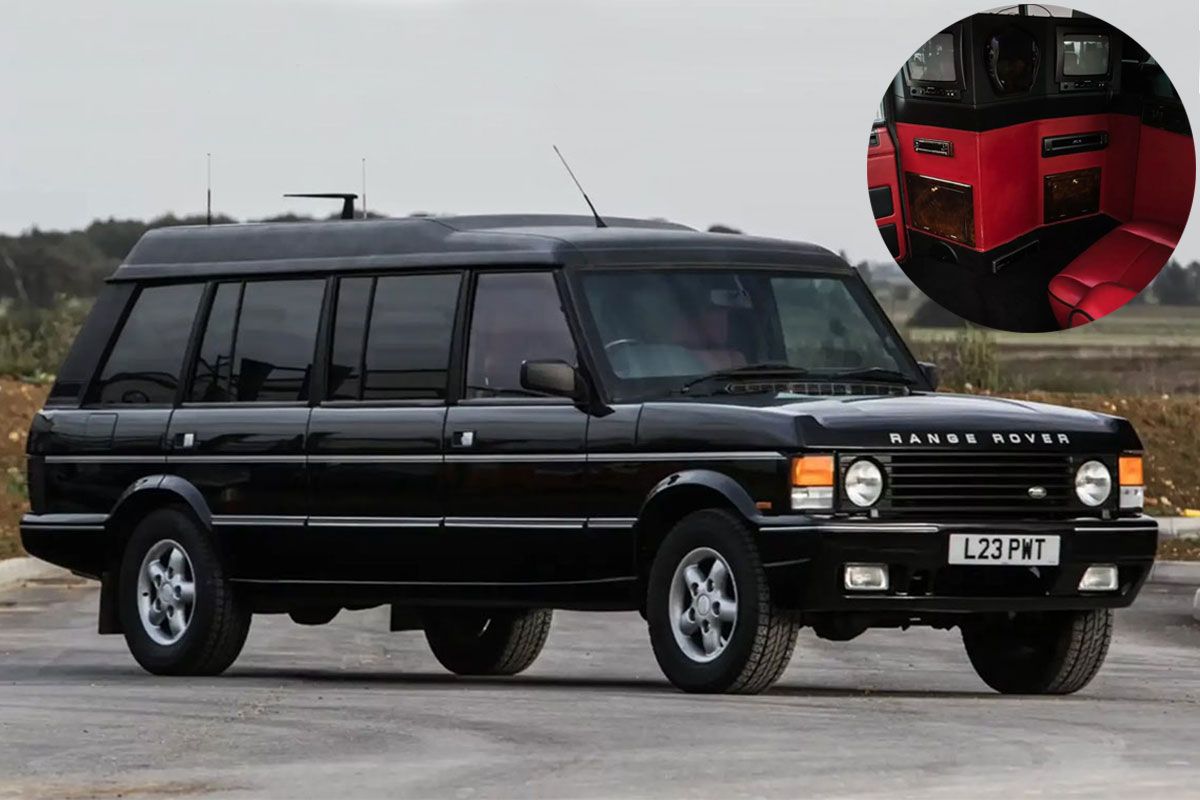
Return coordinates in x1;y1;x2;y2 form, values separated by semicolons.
866;5;1195;331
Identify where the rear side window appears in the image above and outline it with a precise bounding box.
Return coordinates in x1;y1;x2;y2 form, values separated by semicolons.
465;271;576;398
327;272;461;401
91;283;204;405
188;279;325;403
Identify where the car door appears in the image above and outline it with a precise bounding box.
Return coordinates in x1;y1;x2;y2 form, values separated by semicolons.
165;277;326;580
305;271;462;582
38;283;205;520
868;103;908;262
442;270;599;585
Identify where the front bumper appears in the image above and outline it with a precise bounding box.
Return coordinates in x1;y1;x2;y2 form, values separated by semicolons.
755;515;1158;613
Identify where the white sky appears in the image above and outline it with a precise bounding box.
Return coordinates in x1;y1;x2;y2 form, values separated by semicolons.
2;0;1197;263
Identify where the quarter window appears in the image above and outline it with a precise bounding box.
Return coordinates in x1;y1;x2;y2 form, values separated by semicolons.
465;272;576;398
91;283;204;405
327;273;461;401
188;279;325;403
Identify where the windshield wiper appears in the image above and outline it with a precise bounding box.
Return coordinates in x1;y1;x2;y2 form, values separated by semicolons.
804;367;916;385
678;363;810;394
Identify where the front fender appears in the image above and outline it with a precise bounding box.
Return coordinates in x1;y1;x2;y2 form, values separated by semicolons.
638;469;759;522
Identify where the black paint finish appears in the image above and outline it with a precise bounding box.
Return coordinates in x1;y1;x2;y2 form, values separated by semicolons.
20;216;1156;624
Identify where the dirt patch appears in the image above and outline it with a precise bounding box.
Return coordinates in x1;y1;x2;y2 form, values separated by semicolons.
1159;537;1200;561
0;379;48;559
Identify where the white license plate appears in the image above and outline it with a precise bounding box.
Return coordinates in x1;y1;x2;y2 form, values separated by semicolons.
948;533;1060;566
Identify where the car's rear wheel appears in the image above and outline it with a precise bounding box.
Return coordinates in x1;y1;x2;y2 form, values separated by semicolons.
118;507;251;676
961;608;1114;694
647;508;798;694
422;608;552;676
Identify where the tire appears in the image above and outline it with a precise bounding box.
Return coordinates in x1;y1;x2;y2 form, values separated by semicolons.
961;609;1114;695
422;608;552;676
118;507;251;676
646;508;798;694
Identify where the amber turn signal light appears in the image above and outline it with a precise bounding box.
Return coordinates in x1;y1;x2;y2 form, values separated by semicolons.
792;455;834;487
1118;455;1143;487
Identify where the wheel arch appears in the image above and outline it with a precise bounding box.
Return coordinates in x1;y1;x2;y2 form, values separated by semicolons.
98;475;214;635
634;470;757;585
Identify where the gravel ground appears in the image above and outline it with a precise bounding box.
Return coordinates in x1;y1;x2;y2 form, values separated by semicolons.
1;577;1199;799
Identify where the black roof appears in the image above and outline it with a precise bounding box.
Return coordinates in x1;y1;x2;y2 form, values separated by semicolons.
113;214;845;282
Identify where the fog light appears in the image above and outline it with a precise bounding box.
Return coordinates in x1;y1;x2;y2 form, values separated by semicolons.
792;486;834;510
1079;564;1119;592
844;563;889;591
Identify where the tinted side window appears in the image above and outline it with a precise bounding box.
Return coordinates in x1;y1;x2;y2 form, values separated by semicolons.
92;283;204;405
327;277;372;400
363;274;461;400
188;279;325;403
233;280;325;402
465;272;576;398
190;282;240;402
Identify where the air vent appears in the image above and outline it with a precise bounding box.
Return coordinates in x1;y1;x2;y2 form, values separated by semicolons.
1042;132;1107;157
914;138;954;157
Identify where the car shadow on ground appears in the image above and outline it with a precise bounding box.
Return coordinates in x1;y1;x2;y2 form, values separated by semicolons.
18;662;1009;700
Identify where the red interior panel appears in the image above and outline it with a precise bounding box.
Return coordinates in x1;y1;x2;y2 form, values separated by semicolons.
866;126;906;261
896;113;1142;253
1131;125;1196;228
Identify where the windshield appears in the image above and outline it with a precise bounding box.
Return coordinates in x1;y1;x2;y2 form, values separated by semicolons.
575;268;920;398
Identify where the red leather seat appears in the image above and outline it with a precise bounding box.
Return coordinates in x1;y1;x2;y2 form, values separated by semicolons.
1048;221;1180;327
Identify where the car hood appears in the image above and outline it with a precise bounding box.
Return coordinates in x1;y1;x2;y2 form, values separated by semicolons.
636;392;1141;453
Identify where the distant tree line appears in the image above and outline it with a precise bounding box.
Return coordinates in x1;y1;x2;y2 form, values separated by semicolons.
0;211;377;307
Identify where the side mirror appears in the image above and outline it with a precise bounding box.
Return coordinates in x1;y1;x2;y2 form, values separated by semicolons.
918;361;939;391
520;359;585;400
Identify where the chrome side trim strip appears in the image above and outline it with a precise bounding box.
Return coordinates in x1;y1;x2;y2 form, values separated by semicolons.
309;455;441;464
588;518;638;529
445;454;586;463
211;515;308;527
308;516;440;528
444;517;586;529
765;523;940;534
22;513;110;527
1073;525;1159;533
44;455;167;464
169;455;306;464
589;451;786;462
45;450;784;465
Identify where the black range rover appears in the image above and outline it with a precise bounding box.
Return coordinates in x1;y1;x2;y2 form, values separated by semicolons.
21;214;1156;694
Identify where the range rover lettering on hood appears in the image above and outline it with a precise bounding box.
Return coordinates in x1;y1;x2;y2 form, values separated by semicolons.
889;432;1072;446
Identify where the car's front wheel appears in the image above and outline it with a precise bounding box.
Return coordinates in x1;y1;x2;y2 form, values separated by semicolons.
646;509;798;694
961;609;1114;694
118;507;251;676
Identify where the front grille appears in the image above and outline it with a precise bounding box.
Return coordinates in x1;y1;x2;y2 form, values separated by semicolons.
866;452;1080;518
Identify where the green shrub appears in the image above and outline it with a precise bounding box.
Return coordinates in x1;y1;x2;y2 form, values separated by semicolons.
0;299;90;380
914;325;1004;392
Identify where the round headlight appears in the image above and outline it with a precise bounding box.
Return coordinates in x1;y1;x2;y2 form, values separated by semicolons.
844;459;884;507
1075;460;1112;507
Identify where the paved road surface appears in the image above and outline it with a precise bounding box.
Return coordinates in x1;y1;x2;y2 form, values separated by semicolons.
1;576;1199;799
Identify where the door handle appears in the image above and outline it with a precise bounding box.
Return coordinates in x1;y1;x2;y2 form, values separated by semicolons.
452;430;475;448
174;432;196;449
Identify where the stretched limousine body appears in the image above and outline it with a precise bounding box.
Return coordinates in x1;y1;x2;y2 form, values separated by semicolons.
22;215;1156;693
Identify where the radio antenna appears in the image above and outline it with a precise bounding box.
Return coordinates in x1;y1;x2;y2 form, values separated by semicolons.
361;158;367;219
552;145;607;228
206;153;212;226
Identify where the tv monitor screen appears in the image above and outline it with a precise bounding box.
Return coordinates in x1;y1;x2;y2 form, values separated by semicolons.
907;33;957;83
1062;32;1110;76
